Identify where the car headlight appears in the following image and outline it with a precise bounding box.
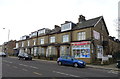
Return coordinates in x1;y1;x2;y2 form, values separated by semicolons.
78;61;83;64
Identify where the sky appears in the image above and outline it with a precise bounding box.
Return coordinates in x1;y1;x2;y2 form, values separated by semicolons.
0;0;119;45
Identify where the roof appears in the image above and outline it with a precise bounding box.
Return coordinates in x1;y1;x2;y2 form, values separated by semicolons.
73;16;102;30
49;26;61;34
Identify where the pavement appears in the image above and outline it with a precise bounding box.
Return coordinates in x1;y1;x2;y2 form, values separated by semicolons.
9;56;120;71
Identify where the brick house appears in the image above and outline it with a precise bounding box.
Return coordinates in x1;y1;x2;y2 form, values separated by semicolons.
14;15;120;64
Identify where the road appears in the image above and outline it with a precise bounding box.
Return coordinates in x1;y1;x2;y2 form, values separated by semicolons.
1;57;119;79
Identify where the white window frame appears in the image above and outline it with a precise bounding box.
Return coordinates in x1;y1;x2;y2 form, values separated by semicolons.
38;29;45;35
62;34;69;42
16;43;18;48
77;32;86;40
28;40;30;46
40;38;44;44
22;41;24;47
61;23;72;32
50;36;55;43
33;40;36;45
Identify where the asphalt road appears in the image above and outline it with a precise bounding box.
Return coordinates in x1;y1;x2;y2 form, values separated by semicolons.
1;57;119;78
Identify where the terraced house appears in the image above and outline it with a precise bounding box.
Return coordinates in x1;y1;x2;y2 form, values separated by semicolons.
14;15;120;64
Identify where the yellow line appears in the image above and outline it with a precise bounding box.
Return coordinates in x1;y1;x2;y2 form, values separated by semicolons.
33;72;42;76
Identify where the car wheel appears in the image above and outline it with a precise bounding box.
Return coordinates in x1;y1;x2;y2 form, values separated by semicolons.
18;57;20;60
74;63;78;67
23;58;26;60
58;62;62;65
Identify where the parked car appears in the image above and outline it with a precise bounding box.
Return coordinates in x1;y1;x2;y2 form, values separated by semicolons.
0;52;7;57
116;60;120;68
18;53;32;60
57;56;86;68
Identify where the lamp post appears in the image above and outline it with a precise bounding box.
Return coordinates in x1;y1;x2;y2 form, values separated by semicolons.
3;28;10;42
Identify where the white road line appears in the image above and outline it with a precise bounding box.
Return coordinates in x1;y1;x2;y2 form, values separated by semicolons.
53;71;79;77
22;69;28;71
30;66;39;69
108;70;118;74
33;72;42;76
3;60;12;64
19;64;39;69
19;64;28;67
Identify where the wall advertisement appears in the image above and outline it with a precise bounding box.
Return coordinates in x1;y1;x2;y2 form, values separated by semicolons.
71;41;91;58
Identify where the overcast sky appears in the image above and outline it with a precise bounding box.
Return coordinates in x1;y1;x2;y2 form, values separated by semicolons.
0;0;119;45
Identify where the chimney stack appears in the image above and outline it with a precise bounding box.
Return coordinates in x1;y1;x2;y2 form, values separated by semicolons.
78;15;86;23
54;25;60;29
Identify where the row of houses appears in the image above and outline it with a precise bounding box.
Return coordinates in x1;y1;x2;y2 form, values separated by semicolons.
1;15;120;64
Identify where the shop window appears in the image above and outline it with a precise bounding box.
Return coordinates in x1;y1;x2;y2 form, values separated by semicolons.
77;32;86;40
72;44;90;58
62;34;69;42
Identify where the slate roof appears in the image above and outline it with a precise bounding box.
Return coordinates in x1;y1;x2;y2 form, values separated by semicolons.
49;26;61;34
73;16;102;30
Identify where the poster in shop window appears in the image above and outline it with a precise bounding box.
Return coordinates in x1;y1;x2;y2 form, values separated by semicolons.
72;41;90;58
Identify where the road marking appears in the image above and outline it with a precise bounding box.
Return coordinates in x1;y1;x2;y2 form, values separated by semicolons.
33;72;42;76
30;66;39;69
53;71;79;77
22;69;28;71
19;64;39;69
13;66;18;68
19;64;28;67
3;60;13;64
108;70;118;74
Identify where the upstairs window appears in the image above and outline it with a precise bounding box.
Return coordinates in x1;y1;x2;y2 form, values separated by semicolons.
78;32;86;40
40;38;44;44
50;36;55;43
22;41;24;47
61;23;72;32
28;40;30;46
62;35;69;42
16;43;18;48
33;40;36;45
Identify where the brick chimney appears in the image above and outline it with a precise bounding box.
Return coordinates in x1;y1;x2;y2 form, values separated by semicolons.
54;25;60;29
78;15;86;23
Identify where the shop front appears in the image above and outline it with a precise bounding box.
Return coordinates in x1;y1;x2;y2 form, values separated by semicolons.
71;41;91;63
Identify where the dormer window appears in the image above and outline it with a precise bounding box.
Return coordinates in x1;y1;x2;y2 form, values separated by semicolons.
61;23;72;32
30;32;37;38
38;29;45;35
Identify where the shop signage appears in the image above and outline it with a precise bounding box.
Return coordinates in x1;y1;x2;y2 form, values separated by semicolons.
71;41;91;46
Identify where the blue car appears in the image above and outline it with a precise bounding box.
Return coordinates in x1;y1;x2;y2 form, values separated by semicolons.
57;56;86;68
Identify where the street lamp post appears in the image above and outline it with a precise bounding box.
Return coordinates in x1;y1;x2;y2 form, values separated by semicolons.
3;28;10;42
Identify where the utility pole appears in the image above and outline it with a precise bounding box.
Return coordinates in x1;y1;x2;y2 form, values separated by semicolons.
118;1;120;40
